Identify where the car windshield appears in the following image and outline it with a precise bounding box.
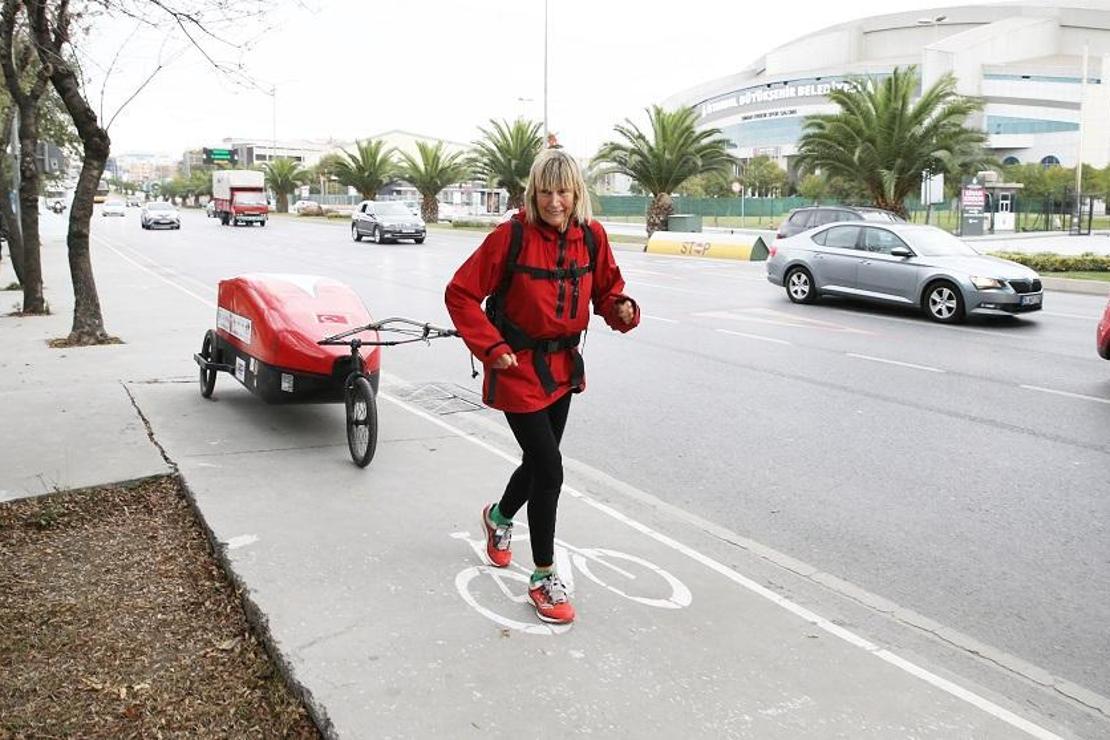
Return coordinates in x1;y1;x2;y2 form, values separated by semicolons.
147;202;174;211
907;229;981;256
105;200;124;206
234;191;267;206
375;202;412;216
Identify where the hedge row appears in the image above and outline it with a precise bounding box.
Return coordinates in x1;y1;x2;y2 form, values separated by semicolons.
987;251;1110;272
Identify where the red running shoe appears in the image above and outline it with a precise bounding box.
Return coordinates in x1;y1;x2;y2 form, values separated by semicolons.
481;503;512;568
529;573;576;624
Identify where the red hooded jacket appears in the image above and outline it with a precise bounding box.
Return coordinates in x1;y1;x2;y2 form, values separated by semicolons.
445;214;639;413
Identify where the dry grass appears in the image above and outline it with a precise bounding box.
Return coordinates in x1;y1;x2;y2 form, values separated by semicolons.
0;477;320;739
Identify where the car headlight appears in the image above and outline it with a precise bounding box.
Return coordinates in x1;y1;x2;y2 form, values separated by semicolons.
970;276;1006;290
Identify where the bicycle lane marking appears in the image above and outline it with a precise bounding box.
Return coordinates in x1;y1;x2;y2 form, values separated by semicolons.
450;527;693;637
378;390;1064;740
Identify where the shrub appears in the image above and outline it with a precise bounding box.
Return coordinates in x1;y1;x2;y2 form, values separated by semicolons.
988;251;1110;272
451;218;496;230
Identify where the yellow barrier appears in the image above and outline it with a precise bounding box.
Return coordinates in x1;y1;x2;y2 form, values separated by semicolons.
645;230;770;261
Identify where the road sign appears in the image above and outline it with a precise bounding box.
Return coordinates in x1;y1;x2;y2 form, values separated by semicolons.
203;147;238;165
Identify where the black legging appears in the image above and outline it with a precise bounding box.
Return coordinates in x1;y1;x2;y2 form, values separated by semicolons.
497;392;572;567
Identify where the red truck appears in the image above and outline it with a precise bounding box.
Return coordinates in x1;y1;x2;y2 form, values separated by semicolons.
212;170;269;227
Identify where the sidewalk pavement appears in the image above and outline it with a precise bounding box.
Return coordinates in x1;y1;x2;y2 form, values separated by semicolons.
1;236;1103;739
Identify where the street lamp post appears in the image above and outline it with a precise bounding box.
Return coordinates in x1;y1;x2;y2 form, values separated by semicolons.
543;0;548;139
1076;45;1089;233
271;85;277;164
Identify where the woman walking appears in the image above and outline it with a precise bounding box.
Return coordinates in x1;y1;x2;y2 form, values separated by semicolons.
445;148;638;624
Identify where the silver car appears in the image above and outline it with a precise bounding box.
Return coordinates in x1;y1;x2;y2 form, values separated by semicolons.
140;201;181;230
351;200;426;244
766;223;1044;323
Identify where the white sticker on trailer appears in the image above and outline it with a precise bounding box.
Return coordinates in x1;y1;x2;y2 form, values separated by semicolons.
235;356;246;382
281;373;294;392
217;307;253;344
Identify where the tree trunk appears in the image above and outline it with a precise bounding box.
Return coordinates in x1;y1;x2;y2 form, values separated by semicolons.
646;192;673;236
16;104;44;312
27;0;111;344
507;187;525;210
277;192;288;213
420;193;439;224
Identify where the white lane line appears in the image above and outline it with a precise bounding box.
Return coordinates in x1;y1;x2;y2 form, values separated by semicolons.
1041;310;1099;321
846;353;945;373
1020;385;1110;406
634;280;701;294
378;390;1062;740
93;235;215;309
716;328;792;345
643;314;679;324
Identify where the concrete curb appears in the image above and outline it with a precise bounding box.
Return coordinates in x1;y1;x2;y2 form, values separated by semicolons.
1041;275;1110;296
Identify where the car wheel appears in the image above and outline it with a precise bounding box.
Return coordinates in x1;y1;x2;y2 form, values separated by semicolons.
414;237;425;244
923;280;965;323
260;219;266;227
352;224;363;242
785;266;818;304
371;226;381;244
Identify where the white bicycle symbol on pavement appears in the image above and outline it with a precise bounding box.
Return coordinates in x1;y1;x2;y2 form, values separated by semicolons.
452;529;693;635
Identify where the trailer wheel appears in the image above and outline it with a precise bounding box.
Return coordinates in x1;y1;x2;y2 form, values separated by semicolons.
345;375;378;468
199;330;217;398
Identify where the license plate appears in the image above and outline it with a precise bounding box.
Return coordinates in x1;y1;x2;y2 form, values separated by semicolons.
1020;294;1042;306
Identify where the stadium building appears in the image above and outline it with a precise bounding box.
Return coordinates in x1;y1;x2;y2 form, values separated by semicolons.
666;2;1110;172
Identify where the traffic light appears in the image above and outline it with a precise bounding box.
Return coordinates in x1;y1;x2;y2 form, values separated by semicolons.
203;147;238;165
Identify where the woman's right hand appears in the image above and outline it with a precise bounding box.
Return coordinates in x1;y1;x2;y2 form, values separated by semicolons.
491;352;518;370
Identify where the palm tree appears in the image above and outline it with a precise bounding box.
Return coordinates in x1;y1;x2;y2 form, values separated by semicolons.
469;118;543;209
594;105;734;235
262;157;308;213
398;141;470;223
333;139;396;200
795;66;992;218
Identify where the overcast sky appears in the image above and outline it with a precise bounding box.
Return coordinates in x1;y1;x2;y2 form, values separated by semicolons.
83;0;961;160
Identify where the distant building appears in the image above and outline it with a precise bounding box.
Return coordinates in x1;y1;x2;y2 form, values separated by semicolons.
666;2;1110;170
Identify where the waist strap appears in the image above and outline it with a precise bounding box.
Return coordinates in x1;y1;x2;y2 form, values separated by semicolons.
484;312;584;403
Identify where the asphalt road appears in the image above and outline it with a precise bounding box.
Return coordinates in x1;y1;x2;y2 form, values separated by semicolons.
81;206;1110;703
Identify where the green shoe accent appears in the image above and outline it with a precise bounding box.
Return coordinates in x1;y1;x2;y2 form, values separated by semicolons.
489;503;513;527
530;567;554;584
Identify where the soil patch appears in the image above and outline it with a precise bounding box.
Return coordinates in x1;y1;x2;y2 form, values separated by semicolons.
0;476;320;738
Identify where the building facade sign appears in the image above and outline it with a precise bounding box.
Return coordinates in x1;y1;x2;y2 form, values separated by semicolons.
699;80;853;118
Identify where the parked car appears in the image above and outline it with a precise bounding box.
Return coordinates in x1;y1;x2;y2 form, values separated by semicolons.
776;205;904;240
101;199;126;217
1098;294;1110;359
293;199;323;215
141;201;181;230
127;196;142;207
766;222;1044;323
351;200;426;244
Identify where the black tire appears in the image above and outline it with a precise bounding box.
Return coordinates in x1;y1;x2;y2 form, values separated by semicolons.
414;237;425;244
345;375;378;467
260;219;266;227
199;330;217;398
784;266;818;304
352;224;363;242
372;226;381;244
923;280;965;324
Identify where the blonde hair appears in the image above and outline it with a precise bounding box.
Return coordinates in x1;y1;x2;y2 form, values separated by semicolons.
524;148;592;227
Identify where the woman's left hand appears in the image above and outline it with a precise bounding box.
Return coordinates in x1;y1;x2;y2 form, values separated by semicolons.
615;299;635;326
